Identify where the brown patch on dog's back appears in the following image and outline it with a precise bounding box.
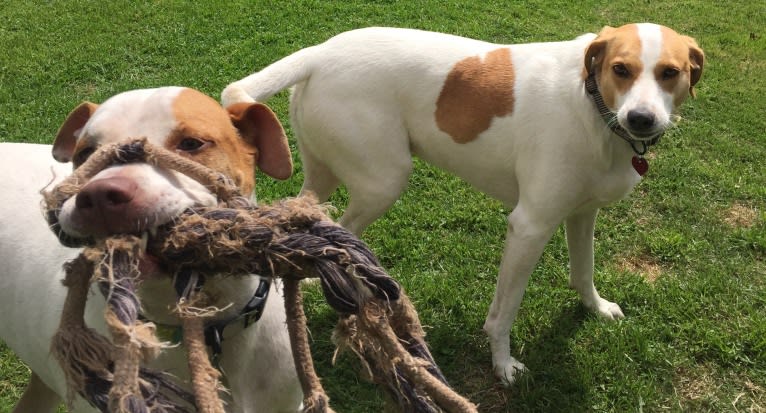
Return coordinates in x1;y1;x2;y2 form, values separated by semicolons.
435;48;515;143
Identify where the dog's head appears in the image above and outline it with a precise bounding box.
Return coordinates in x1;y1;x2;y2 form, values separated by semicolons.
583;23;704;140
51;87;292;240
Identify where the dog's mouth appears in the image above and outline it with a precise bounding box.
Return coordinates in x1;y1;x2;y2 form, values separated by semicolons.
43;139;246;279
137;229;171;280
47;205;199;280
625;128;664;142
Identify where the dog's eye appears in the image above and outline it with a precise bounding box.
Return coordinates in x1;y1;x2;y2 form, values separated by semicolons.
177;138;206;152
661;67;680;80
612;64;630;78
73;147;95;167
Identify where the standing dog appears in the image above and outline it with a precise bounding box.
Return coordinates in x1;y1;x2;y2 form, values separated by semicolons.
0;87;302;412
222;23;704;385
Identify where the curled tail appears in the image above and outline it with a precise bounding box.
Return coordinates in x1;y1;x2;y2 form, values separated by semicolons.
221;46;318;107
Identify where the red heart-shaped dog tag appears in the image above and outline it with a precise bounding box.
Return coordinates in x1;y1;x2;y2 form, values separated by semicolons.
632;156;649;176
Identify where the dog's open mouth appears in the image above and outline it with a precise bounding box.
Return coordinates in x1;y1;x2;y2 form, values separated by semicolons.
43;137;243;251
81;207;206;280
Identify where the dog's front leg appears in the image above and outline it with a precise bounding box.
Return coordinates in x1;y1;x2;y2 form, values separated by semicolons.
11;372;62;413
483;207;559;386
565;209;624;320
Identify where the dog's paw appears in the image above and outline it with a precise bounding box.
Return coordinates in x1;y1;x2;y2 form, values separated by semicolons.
589;297;625;320
494;358;527;387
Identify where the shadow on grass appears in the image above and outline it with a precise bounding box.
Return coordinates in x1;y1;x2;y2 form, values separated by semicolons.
303;282;601;412
450;302;593;412
507;303;592;412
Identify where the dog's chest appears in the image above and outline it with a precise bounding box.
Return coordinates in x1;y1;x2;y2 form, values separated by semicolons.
581;164;642;211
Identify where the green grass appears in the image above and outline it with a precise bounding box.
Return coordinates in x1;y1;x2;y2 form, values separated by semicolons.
1;1;764;412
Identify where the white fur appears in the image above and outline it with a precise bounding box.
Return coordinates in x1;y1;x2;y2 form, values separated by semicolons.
222;25;699;385
0;88;302;412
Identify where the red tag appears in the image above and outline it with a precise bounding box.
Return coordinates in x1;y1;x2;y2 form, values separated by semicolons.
632;156;649;176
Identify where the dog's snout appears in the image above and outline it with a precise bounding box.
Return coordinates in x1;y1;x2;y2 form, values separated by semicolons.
57;162;216;239
70;177;143;236
76;177;137;211
626;109;656;133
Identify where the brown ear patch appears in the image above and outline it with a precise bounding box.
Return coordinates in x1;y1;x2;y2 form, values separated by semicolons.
435;48;515;143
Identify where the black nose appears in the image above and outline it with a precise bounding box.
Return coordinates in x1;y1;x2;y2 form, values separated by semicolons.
627;109;656;133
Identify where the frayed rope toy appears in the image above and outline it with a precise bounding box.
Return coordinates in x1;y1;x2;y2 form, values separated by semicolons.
43;138;478;413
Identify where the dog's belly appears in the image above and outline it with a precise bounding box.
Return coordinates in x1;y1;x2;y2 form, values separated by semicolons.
410;133;521;206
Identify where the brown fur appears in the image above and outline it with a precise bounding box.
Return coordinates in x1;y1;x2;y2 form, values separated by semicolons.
584;24;705;109
435;47;515;143
584;25;642;109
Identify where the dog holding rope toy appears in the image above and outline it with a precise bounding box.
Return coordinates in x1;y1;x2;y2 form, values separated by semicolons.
1;88;473;413
42;138;475;412
0;87;302;412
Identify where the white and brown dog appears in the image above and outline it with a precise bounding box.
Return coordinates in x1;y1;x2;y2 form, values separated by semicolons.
222;23;704;385
0;87;302;412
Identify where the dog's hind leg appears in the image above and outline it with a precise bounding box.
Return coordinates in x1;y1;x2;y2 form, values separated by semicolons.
296;126;413;236
337;156;413;236
294;93;414;236
12;372;62;413
297;142;340;203
565;209;624;320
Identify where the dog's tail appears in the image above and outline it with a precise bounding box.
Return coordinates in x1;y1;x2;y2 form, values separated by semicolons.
221;46;319;107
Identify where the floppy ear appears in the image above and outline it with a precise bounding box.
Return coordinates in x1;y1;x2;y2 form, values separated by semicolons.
52;102;99;163
227;102;293;180
583;26;615;79
684;35;705;97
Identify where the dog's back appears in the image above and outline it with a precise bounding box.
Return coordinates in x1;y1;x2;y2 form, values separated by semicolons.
224;27;597;215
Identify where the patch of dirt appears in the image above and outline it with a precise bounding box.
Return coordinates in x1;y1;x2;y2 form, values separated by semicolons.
674;365;765;413
617;254;663;283
724;203;758;228
675;365;716;403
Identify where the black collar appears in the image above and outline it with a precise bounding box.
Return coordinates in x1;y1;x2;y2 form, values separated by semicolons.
203;277;271;363
141;275;271;364
584;73;662;156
